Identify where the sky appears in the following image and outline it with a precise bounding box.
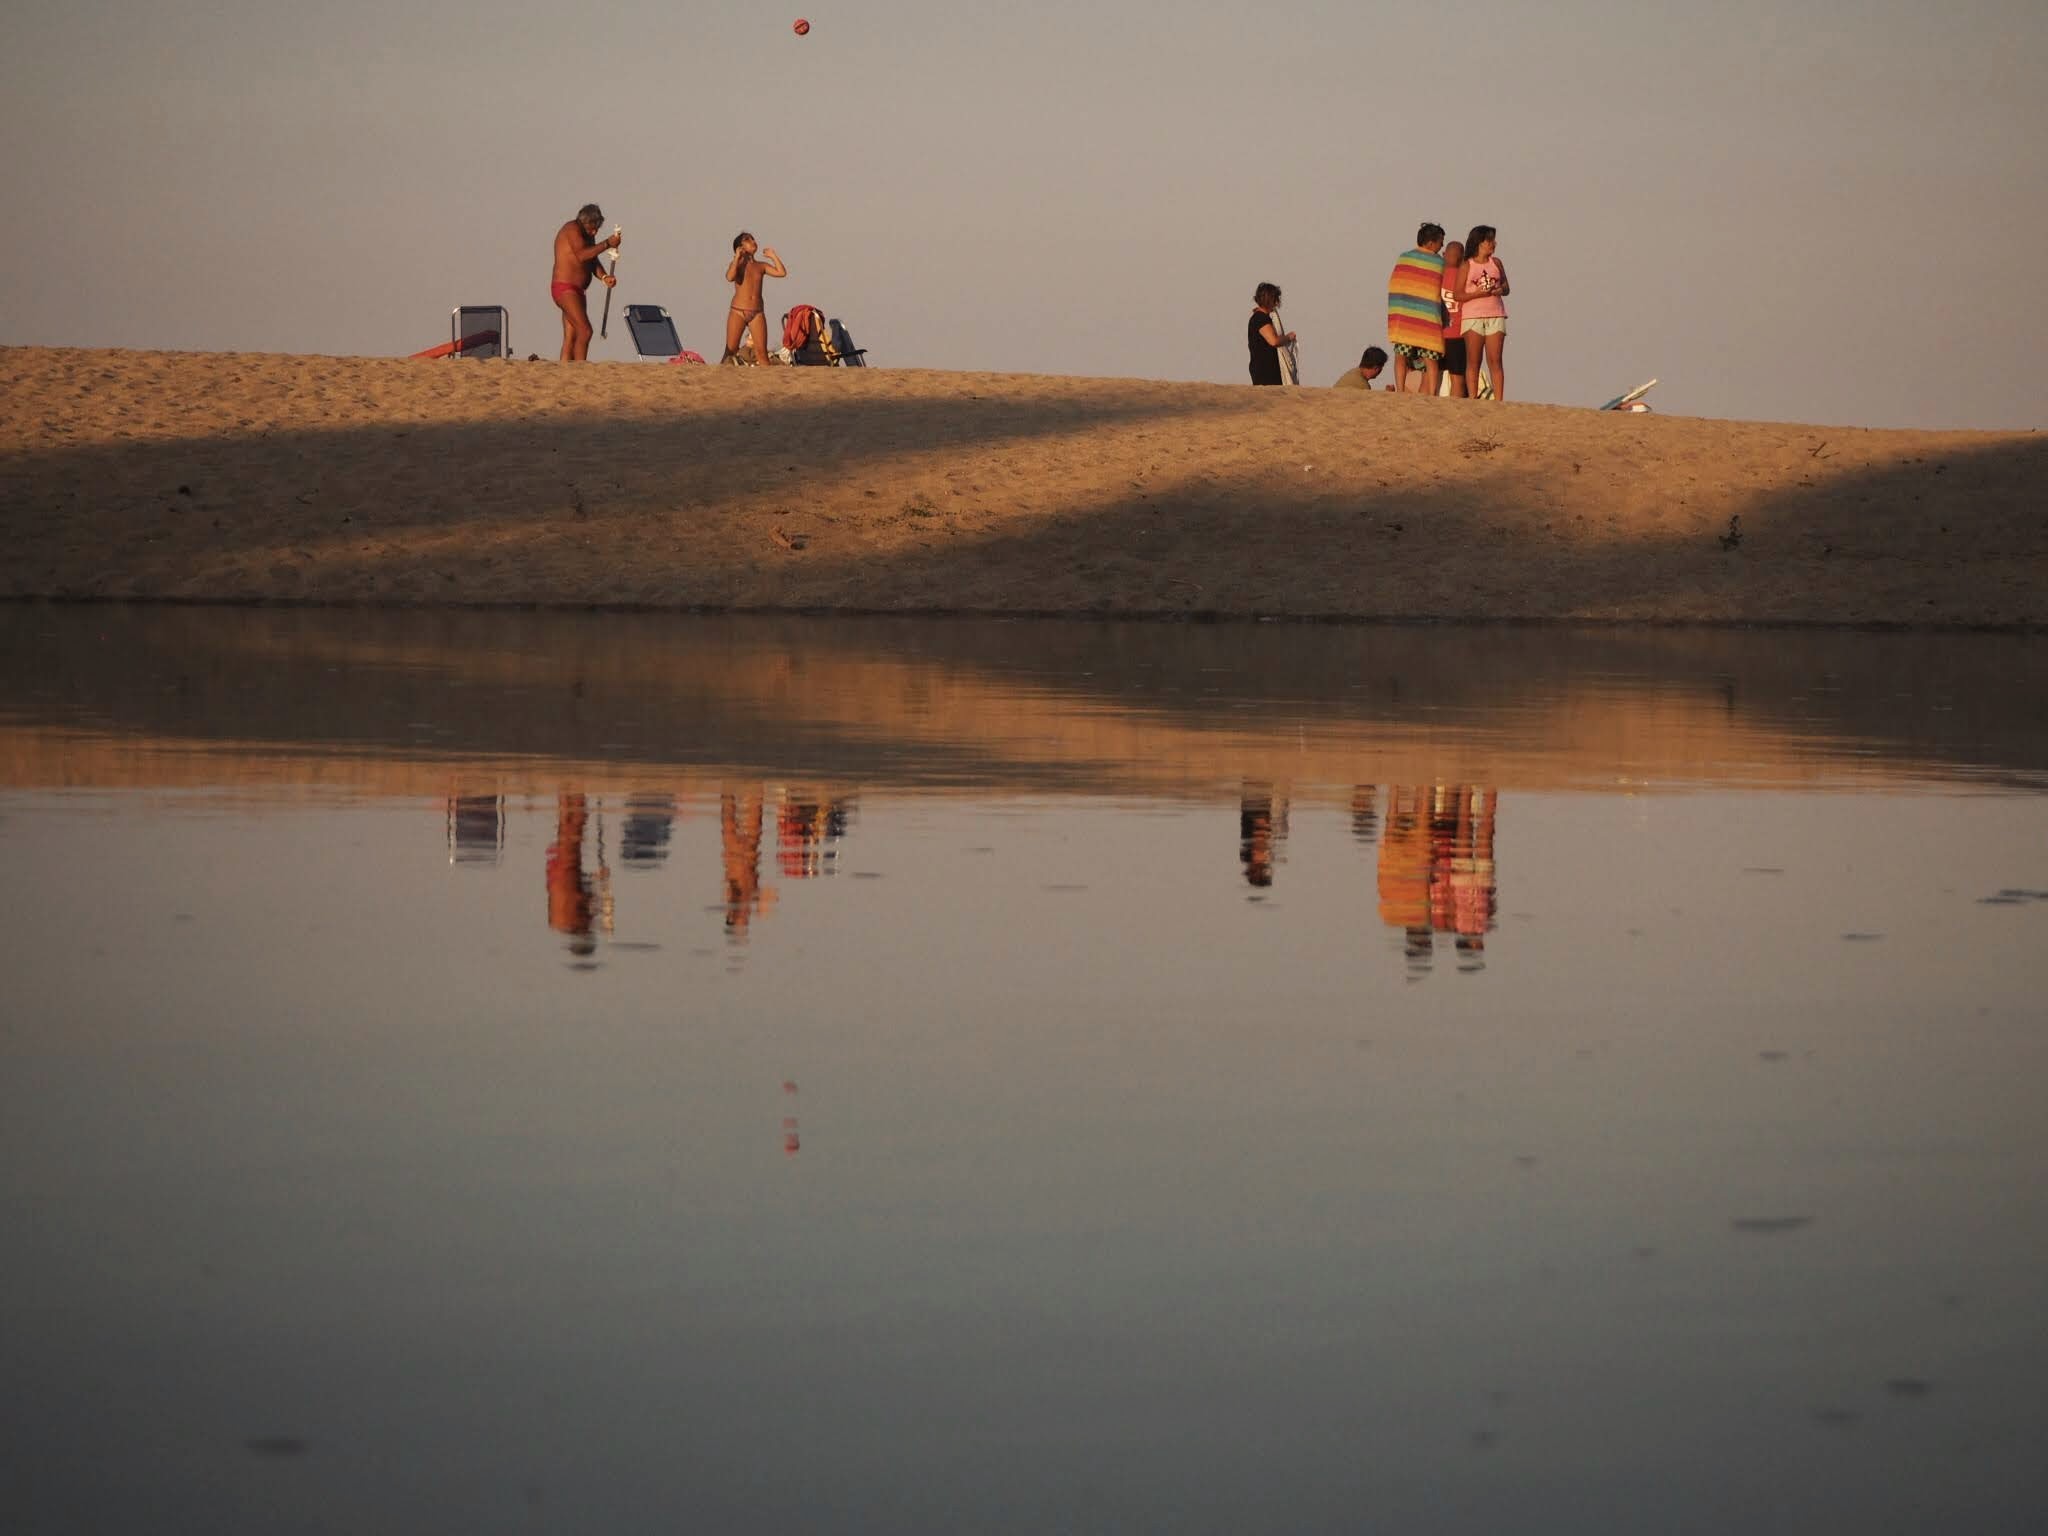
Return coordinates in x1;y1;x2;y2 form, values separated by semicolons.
3;0;2045;430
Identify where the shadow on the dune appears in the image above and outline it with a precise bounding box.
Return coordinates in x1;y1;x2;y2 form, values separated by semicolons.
0;378;1256;588
4;370;2041;622
797;426;2048;625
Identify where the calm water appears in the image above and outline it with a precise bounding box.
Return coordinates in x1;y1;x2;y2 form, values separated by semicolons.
3;608;2046;1534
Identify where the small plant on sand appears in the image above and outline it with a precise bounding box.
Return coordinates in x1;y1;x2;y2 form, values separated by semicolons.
902;493;939;520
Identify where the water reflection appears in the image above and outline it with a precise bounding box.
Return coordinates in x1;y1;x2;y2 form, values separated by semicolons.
777;791;856;879
544;793;605;956
444;792;504;865
507;785;860;959
1379;787;1436;969
5;608;2045;800
14;601;2031;986
491;778;1510;976
620;792;677;868
1350;783;1380;845
1374;785;1500;974
1238;781;1289;890
6;609;2048;1534
720;787;775;937
1236;779;1500;973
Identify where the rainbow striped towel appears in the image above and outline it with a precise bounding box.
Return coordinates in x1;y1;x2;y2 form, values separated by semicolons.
1387;249;1447;352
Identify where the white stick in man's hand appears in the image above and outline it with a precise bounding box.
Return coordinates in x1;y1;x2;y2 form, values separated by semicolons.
599;226;622;337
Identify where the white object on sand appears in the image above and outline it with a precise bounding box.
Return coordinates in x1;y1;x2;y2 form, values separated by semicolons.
1274;307;1300;386
1599;378;1658;411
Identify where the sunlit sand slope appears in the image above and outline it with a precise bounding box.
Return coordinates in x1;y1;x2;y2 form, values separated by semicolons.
3;348;2043;624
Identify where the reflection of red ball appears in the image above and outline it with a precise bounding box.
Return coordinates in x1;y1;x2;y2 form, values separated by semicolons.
793;18;809;34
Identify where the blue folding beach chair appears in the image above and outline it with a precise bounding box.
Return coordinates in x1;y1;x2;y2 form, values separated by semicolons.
826;317;868;367
623;304;683;359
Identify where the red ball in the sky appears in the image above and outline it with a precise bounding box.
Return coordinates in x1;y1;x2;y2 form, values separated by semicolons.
793;18;810;34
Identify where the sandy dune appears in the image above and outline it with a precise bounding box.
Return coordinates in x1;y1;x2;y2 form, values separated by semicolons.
2;347;2043;624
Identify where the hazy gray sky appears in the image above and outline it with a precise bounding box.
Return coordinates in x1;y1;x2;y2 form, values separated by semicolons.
4;1;2044;428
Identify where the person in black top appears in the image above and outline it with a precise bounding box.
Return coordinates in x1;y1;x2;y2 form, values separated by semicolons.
1248;282;1294;385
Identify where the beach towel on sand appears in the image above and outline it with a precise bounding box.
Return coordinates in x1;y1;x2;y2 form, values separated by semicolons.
1387;249;1446;353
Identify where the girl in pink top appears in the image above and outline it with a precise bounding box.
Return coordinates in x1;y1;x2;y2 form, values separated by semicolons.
1454;225;1510;401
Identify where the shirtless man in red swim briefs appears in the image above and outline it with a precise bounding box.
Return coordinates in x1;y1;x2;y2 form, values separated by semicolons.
721;232;787;365
550;204;621;361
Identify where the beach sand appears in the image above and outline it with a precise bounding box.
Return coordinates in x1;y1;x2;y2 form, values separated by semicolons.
2;347;2043;624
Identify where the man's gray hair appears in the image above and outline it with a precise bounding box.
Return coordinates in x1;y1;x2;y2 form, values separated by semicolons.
578;203;604;224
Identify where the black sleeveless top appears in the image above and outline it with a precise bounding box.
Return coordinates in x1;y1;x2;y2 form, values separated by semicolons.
1247;310;1282;386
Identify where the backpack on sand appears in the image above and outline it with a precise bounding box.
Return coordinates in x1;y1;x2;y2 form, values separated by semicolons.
781;304;825;352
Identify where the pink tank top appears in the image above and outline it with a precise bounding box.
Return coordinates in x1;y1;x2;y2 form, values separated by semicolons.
1463;257;1506;319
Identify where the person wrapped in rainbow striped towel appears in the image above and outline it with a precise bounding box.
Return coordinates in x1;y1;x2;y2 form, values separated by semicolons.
1386;223;1449;395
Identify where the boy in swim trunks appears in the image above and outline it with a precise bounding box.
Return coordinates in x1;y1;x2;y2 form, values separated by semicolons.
722;232;787;365
550;204;621;361
1386;223;1447;396
1437;241;1468;397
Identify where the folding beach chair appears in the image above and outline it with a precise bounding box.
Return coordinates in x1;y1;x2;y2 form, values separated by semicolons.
827;317;868;367
451;305;508;359
1598;378;1658;411
778;310;870;367
623;303;684;359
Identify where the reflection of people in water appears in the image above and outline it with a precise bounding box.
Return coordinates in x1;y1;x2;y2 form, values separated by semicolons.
1377;787;1435;968
721;788;778;935
546;793;598;957
1434;785;1497;969
1238;782;1291;889
1349;784;1379;846
777;790;856;879
1375;785;1498;973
